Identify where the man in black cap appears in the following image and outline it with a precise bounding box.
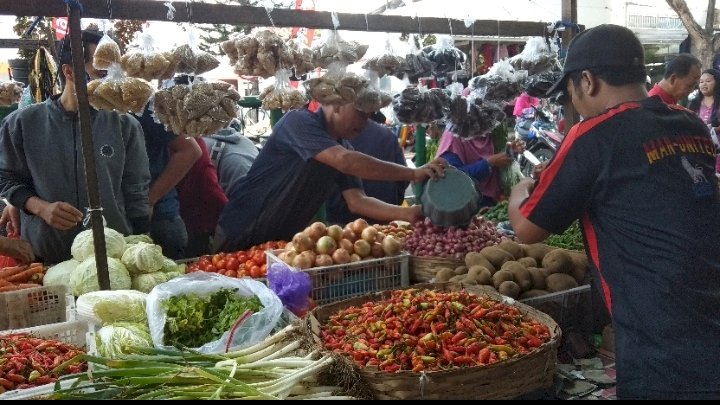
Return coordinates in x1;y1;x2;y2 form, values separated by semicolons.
508;24;720;399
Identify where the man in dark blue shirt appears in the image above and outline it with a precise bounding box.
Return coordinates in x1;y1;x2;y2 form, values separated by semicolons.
509;24;720;399
215;102;446;252
325;113;409;225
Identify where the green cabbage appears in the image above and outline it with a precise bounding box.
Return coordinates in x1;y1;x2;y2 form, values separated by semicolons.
69;257;132;296
124;234;154;245
43;259;80;289
71;227;127;261
131;272;170;293
160;257;186;274
95;322;153;358
121;242;164;275
76;290;148;325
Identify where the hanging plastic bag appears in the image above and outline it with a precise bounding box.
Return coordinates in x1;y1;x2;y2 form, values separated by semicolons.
304;62;351;105
312;29;368;69
88;64;154;114
468;60;522;103
426;35;466;76
363;38;408;78
508;37;560;76
286;37;315;77
392;85;450;124
447;88;506;139
121;33;172;81
259;68;307;111
173;28;220;75
93;31;122;70
355;70;393;114
146;272;283;353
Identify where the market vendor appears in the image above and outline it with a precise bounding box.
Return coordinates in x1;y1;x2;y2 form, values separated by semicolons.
214;90;447;252
647;53;701;105
0;29;151;264
508;24;720;399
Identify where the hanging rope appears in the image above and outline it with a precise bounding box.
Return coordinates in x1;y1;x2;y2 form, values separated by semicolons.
364;13;369;32
265;6;276;28
185;0;193;24
106;0;112;19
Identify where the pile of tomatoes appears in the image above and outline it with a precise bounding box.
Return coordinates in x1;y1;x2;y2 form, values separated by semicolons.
187;241;287;279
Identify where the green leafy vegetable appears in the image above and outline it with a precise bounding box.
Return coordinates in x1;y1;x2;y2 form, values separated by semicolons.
545;220;584;251
162;288;263;348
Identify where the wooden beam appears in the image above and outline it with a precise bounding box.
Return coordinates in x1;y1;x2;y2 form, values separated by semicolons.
0;38;45;50
561;0;578;133
0;0;548;36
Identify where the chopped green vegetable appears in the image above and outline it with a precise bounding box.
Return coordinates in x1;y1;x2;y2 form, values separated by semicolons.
484;200;509;223
162;288;263;348
545;220;584;251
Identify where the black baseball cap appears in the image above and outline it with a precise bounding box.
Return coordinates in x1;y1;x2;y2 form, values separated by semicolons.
58;29;103;65
546;24;645;96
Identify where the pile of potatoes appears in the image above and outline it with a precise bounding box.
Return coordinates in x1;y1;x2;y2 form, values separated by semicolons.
433;240;589;300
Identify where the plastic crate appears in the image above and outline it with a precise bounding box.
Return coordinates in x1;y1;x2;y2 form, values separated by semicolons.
519;284;593;334
0;285;74;331
266;250;410;306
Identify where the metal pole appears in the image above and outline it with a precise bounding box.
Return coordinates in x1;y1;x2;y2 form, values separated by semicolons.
67;2;110;290
413;123;427;198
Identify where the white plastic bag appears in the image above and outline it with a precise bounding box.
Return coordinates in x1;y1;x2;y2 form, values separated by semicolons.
146;272;283;354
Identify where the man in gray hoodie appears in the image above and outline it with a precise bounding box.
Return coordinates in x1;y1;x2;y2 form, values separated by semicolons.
0;30;151;264
202;121;259;194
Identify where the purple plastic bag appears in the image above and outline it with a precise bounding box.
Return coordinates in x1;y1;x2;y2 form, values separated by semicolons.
266;262;312;313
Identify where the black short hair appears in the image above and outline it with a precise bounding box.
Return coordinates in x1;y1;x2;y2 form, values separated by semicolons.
663;53;702;79
568;65;647;88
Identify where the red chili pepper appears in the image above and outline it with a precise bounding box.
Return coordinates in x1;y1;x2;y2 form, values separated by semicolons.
451;331;466;344
478;348;491;364
527;337;543;348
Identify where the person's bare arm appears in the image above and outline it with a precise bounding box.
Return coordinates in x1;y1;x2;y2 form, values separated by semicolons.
315;145;446;183
342;188;422;224
508;178;550;243
24;197;83;231
148;136;202;207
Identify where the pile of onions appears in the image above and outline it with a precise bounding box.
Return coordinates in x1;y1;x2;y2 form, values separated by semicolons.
404;217;504;260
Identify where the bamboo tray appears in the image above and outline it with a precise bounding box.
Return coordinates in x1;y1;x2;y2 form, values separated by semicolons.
307;282;560;400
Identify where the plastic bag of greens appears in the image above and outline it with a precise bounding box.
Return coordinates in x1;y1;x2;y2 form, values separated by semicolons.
146;272;283;353
499;160;525;197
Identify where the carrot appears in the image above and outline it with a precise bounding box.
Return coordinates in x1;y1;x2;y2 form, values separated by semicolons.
0;278;12;288
0;284;34;292
6;266;44;283
0;265;28;280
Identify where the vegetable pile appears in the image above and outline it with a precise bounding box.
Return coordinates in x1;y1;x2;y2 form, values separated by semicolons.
320;288;551;373
49;325;348;400
544;221;584;251
482;201;509;224
404;217;504;260
187;240;287;279
0;333;86;392
162;288;263;348
0;263;46;292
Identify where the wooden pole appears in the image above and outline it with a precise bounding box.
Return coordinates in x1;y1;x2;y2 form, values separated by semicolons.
561;0;579;134
67;2;111;290
414;124;427;199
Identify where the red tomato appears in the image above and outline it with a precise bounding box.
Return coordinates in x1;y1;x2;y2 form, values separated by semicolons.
205;264;217;273
211;254;223;267
215;259;226;270
249;265;262;278
226;258;240;271
236;253;248;263
225;270;237;278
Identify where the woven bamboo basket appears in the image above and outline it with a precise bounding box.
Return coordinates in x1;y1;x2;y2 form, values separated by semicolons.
409;255;465;283
307;282;561;400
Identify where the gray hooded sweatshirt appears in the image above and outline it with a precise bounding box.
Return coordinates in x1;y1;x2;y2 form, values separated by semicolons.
202;128;259;193
0;96;151;264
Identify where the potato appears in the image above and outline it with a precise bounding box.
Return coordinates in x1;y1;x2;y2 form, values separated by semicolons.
542;249;573;275
498;281;521;299
566;250;589;282
434;267;455;282
492;269;515;290
497;240;524;259
501;261;532;291
545;273;579;293
449;274;467;283
480;246;515;269
454;265;468;275
517;257;538;268
467;265;492;285
522;243;554;263
527;267;546;290
464;252;496;273
519;289;549;299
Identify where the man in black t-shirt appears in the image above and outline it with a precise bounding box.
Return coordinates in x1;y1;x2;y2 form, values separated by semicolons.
509;24;720;399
